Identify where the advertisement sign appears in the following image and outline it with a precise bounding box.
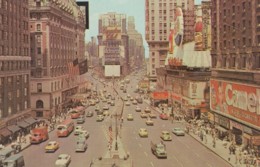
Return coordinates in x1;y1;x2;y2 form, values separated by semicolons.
210;79;260;127
152;92;168;100
189;82;207;99
139;80;149;89
103;27;121;40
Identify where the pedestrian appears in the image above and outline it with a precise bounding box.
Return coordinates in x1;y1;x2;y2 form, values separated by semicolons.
212;138;216;148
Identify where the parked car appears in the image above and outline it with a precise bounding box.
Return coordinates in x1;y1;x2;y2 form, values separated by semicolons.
159;113;168;120
172;127;185;136
45;141;59;153
127;114;134;121
55;154;71;167
160;131;172;141
139;128;148;137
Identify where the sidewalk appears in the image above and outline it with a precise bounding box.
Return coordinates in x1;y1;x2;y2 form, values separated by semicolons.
143;99;252;167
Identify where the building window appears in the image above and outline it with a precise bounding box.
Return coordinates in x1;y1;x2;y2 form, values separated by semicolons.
37;59;41;66
152;52;155;56
25;101;27;109
36;24;41;31
8;92;11;100
36;100;44;108
37;47;41;54
242;57;246;68
37;83;42;92
17;90;20;97
24;88;27;96
8;107;11;115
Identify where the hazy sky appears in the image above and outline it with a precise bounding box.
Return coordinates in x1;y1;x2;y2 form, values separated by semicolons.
79;0;202;56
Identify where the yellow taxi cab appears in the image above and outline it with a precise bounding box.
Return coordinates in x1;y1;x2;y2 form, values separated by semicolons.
45;141;59;153
160;131;172;141
139;128;148;137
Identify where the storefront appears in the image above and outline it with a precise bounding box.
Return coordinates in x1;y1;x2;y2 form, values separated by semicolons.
0;128;12;144
215;114;230;140
150;91;168;107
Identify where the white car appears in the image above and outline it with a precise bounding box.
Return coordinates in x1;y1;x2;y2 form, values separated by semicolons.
145;118;154;126
125;101;130;106
103;105;109;110
74;126;84;135
55;154;71;167
135;106;141;112
144;107;151;113
96;115;104;122
127;114;134;121
132;100;137;105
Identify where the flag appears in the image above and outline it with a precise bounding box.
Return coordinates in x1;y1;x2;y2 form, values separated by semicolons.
73;58;79;66
79;59;88;75
68;61;79;76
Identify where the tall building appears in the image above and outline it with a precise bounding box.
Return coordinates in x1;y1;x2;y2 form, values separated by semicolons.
211;0;260;147
29;0;87;119
97;12;129;77
127;16;145;72
145;0;195;81
0;0;32;139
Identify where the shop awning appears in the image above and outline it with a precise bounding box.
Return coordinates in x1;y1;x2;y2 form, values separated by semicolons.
17;121;30;129
216;126;228;132
151;91;169;100
0;128;12;137
7;125;21;133
24;117;37;125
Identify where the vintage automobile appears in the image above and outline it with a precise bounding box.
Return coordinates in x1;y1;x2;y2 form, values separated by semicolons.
45;141;59;153
55;154;71;167
140;112;148;118
172;127;185;136
135;106;141;112
159;113;168;120
139;128;148;137
146;118;154;126
127;114;134;121
144;107;151;113
76;115;85;124
160;131;172;141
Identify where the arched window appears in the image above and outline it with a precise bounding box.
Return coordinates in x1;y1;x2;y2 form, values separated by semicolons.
36;100;44;108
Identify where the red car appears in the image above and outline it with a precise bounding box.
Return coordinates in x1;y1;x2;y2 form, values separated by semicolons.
159;113;168;120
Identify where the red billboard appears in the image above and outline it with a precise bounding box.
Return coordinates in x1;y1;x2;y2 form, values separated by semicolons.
152;92;168;100
210;79;260;127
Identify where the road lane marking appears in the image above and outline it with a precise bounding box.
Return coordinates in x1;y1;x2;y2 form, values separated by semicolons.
150;162;154;167
172;156;184;167
144;151;148;157
195;152;200;157
139;143;142;148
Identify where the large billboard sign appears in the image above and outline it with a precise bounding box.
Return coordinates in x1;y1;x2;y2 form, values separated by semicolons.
210;79;260;126
103;27;121;40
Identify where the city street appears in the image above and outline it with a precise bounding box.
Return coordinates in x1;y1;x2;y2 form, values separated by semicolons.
21;70;231;167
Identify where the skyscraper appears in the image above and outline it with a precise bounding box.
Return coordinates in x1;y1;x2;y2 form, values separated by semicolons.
145;0;195;81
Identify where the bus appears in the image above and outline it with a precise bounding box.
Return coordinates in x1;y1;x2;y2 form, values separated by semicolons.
56;119;74;137
68;106;85;119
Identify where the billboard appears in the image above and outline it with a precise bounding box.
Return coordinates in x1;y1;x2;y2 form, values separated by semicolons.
103;27;121;40
104;65;120;77
152;92;169;100
210;79;260;127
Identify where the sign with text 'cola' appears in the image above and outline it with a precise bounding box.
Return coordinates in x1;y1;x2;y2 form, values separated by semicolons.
210;79;260;127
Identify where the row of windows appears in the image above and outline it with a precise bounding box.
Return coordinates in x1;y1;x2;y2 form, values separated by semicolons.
0;75;28;86
0;101;28;119
0;61;30;71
